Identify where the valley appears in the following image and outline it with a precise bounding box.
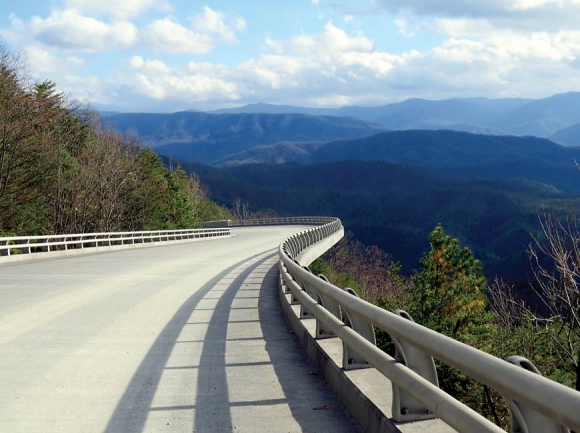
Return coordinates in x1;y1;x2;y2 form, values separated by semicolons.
101;92;580;286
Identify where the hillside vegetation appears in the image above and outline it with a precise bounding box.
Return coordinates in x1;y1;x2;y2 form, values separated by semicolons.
216;130;580;190
99;93;580;171
173;158;580;283
0;47;230;236
103;111;384;164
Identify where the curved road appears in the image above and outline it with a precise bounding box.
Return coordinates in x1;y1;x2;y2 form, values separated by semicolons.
0;226;359;432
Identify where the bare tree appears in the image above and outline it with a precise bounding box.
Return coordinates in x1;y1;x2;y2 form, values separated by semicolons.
232;198;251;220
0;48;45;215
529;212;580;391
323;232;411;304
487;277;528;331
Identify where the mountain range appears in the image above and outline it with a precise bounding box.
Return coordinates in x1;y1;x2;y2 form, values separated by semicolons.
205;92;580;139
211;130;580;193
98;91;580;284
102;91;580;168
104;111;383;164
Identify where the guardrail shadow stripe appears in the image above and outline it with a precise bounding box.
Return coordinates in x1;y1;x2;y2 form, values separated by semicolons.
103;254;269;433
258;259;362;432
193;252;276;431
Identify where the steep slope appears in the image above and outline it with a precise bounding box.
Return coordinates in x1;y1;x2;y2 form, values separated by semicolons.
218;130;580;191
550;122;580;147
103;111;384;164
498;92;580;137
174;159;576;282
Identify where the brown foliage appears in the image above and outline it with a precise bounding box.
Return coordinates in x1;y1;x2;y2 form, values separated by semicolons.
323;232;412;304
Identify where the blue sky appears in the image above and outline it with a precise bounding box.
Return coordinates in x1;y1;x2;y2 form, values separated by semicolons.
1;0;579;112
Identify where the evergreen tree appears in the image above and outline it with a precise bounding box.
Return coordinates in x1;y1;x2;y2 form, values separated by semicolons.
408;224;494;415
410;223;491;343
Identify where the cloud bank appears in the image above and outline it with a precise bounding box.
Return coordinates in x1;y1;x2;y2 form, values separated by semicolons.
0;0;578;111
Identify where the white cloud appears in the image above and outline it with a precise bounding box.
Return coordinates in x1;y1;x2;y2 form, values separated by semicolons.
190;6;246;43
30;9;137;53
230;22;408;101
119;56;240;104
2;5;245;56
509;0;580;11
434;17;580;62
140;7;245;54
291;22;374;56
379;0;580;16
141;18;214;54
63;0;172;19
311;0;320;4
97;22;406;110
25;45;85;75
378;0;580;30
92;19;580;111
7;4;580;112
62;75;107;104
395;19;414;38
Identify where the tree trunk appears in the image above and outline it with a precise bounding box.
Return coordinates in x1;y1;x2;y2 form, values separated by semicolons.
576;350;580;391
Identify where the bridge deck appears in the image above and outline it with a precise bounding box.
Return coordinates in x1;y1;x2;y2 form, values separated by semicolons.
0;227;360;432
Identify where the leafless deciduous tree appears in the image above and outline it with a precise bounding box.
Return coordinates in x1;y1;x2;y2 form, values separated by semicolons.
231;198;276;221
487;277;528;331
529;213;580;390
323;232;411;304
0;47;44;214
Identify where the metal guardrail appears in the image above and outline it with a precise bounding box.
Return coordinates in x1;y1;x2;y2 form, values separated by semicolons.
277;217;580;433
0;228;231;258
202;217;336;228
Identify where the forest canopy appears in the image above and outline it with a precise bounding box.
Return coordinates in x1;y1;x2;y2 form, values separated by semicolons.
0;46;230;236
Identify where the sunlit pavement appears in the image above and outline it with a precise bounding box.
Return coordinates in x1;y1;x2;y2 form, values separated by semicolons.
0;226;360;432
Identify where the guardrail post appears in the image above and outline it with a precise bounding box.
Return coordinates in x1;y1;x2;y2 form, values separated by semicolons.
315;274;341;339
503;357;570;433
299;266;317;319
279;262;288;293
1;240;9;256
289;260;303;305
391;310;438;422
342;288;376;370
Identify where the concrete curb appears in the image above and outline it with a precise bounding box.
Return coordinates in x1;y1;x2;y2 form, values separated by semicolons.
278;284;400;433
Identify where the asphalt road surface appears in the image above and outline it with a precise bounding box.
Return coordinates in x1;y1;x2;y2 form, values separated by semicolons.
0;226;360;432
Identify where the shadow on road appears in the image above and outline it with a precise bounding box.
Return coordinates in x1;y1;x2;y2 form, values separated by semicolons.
105;252;358;432
104;253;271;433
258;260;360;432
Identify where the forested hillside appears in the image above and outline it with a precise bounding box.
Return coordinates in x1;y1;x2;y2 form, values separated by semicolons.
217;130;580;191
103;111;384;164
550;122;580;146
0;47;230;236
172;159;580;283
103;93;580;158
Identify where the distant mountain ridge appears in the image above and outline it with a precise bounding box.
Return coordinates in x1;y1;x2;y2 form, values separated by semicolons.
103;111;384;164
101;92;580;174
201;92;580;138
217;130;580;192
550;122;580;146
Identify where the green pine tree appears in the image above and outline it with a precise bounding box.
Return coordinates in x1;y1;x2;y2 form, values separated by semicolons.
410;223;491;343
